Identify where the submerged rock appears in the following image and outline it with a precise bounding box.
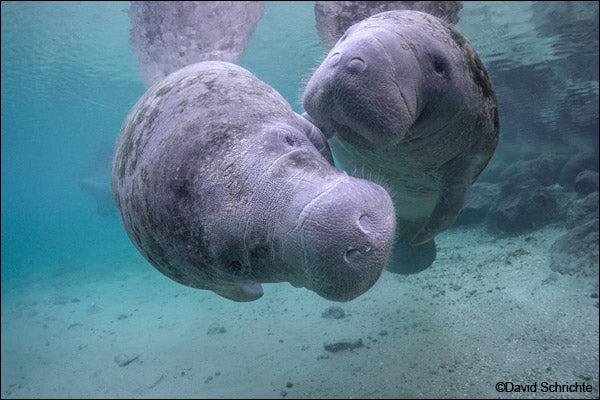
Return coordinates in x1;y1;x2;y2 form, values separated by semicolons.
567;191;599;228
559;153;599;187
500;156;566;187
321;306;346;319
114;353;141;367
323;338;364;353
550;219;599;277
207;325;227;336
487;185;560;232
455;182;500;225
574;170;599;195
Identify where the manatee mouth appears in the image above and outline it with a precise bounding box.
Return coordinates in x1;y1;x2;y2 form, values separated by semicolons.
328;119;375;149
328;117;423;150
322;81;421;149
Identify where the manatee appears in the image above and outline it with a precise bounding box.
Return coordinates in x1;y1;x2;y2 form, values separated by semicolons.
128;1;264;87
112;61;396;302
314;1;463;50
79;175;117;218
79;144;118;218
303;11;499;274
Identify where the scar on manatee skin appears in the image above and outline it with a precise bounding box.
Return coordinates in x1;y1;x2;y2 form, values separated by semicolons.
468;55;494;99
448;26;466;48
154;84;174;98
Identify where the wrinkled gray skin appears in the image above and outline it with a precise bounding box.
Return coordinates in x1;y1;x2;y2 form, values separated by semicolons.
315;1;463;50
303;11;499;274
112;61;396;302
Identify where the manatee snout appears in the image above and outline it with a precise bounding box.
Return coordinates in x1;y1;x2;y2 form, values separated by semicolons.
304;29;419;149
289;177;396;301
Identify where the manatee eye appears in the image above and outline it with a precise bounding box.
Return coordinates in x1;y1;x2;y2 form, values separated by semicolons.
282;132;298;147
432;56;448;76
271;128;301;148
285;135;297;146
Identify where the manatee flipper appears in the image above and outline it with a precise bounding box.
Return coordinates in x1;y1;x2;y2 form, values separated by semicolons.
297;112;334;165
212;284;264;302
387;240;436;274
410;157;475;246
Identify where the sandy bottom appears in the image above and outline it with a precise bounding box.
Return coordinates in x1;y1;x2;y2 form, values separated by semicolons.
1;224;598;399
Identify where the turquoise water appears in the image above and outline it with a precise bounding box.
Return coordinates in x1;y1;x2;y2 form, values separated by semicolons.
1;2;325;284
1;2;143;282
1;2;598;398
2;2;597;283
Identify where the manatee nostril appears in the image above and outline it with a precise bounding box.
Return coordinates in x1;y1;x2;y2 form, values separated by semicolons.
347;57;366;74
344;247;361;263
328;52;341;67
358;213;373;233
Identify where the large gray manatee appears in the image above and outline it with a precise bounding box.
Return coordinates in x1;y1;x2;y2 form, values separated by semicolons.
112;61;396;302
303;11;499;274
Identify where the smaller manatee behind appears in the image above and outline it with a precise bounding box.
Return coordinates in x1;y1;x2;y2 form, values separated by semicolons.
112;61;396;302
314;1;463;50
128;1;264;87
